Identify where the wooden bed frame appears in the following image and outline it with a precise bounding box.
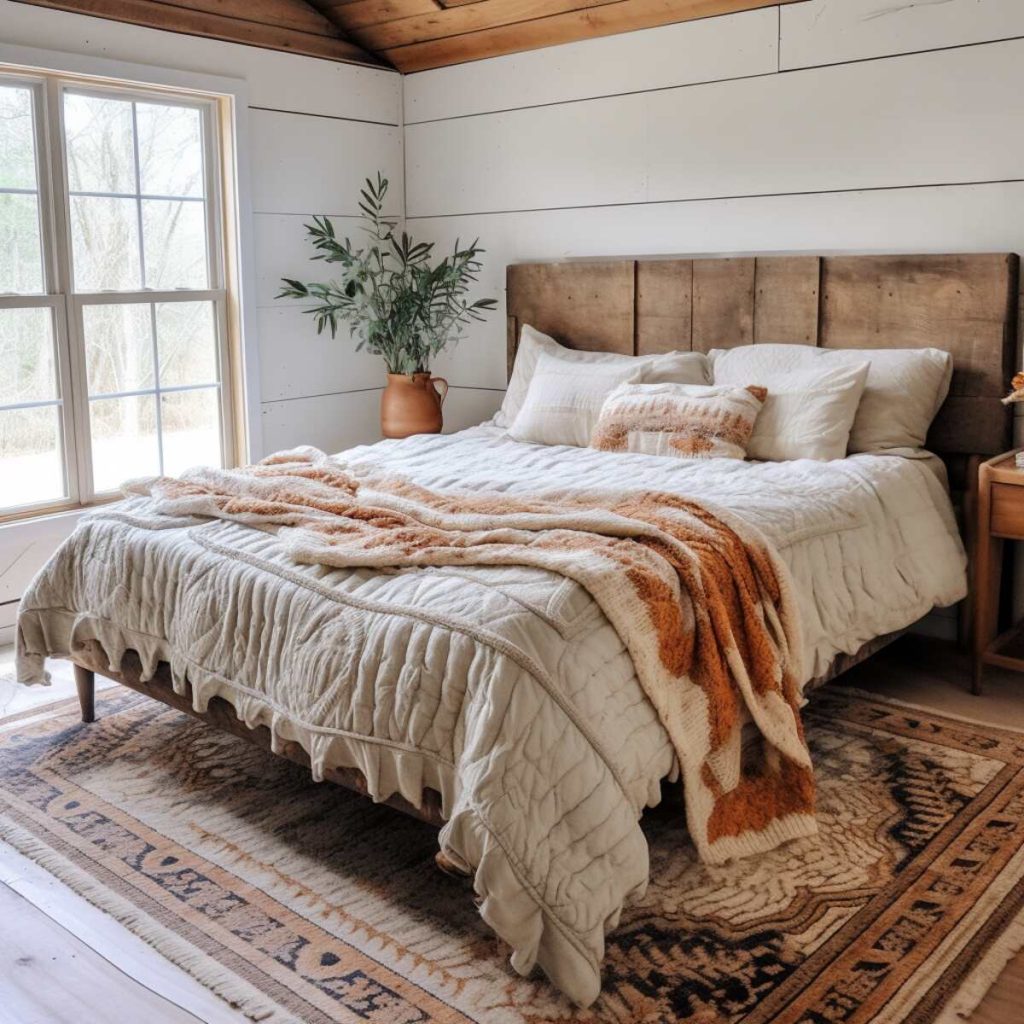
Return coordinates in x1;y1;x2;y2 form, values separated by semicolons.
69;251;1021;839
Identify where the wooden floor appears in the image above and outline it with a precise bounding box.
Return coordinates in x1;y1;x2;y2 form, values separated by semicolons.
1;637;1022;1023
0;650;248;1024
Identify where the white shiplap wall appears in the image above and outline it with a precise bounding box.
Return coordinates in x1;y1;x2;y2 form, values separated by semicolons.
4;0;1024;636
0;1;402;636
403;0;1024;427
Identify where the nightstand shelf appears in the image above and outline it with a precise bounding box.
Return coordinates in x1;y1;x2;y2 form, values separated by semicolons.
981;621;1024;670
973;449;1024;693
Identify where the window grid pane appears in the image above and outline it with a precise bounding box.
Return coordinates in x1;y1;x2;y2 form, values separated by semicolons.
161;386;220;477
83;302;154;395
69;194;143;291
0;403;67;508
0;302;69;512
63;92;135;195
87;383;221;488
0;83;45;296
82;297;223;492
65;91;210;294
0;84;39;190
0;306;59;404
89;392;159;491
137;101;205;199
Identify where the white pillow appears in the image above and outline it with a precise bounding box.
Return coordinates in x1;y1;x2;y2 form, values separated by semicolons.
841;348;953;452
496;324;710;428
509;351;643;447
711;344;953;452
712;350;868;461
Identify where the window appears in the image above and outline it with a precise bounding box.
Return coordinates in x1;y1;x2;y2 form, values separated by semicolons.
0;69;236;518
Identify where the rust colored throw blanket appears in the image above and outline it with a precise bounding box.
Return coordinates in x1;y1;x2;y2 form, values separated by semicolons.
129;447;816;863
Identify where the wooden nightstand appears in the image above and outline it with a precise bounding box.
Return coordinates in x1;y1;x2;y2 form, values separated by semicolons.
974;450;1024;694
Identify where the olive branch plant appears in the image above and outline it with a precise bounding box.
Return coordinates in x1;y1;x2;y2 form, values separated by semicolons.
278;174;497;376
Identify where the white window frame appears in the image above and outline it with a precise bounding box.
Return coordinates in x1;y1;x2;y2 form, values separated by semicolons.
0;65;243;522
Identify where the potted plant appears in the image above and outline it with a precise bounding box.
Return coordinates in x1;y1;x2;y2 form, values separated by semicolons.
279;173;497;439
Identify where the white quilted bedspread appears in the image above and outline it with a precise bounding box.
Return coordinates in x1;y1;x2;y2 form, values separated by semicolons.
16;425;967;1006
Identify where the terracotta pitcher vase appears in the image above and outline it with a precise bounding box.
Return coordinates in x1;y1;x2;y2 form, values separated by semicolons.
381;372;449;439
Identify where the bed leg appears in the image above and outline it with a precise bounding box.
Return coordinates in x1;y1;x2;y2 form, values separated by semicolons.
74;664;95;723
435;850;472;879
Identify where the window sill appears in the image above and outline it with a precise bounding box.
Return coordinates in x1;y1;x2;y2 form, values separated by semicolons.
0;496;119;534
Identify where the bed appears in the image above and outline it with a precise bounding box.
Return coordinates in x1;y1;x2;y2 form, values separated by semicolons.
14;251;1019;1006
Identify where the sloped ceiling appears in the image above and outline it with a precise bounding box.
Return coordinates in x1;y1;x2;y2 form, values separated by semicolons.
317;0;801;73
8;0;384;65
10;0;801;71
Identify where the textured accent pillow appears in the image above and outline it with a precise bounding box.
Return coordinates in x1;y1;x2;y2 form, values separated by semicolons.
508;351;644;447
495;324;710;428
711;343;953;452
591;381;767;460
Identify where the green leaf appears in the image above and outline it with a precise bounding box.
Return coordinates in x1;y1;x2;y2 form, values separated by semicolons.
277;169;496;372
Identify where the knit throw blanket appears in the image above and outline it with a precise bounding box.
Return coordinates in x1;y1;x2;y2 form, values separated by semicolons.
128;447;817;863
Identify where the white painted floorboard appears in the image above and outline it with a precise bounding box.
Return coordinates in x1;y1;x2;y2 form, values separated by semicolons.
0;882;197;1024
0;844;248;1024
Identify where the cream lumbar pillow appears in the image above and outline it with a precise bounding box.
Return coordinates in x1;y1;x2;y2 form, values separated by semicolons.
711;349;868;461
591;381;767;460
495;323;710;428
508;351;644;447
711;343;953;453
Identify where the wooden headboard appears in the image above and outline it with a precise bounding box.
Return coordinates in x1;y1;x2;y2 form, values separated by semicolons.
506;253;1020;461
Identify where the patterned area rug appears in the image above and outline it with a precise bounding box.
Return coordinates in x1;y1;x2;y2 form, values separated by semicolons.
1;684;1023;1024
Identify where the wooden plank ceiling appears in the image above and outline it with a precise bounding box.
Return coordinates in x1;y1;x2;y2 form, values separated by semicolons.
8;0;383;64
316;0;801;72
9;0;800;71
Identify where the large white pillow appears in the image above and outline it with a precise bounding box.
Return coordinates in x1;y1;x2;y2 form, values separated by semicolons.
711;345;868;460
711;344;953;452
509;351;644;447
495;324;710;428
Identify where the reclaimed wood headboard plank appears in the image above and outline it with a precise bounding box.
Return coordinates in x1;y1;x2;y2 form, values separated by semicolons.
505;259;634;356
692;257;756;352
506;252;1019;457
635;260;693;355
753;256;821;345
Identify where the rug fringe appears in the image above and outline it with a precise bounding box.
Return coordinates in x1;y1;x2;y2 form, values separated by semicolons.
0;817;286;1024
935;905;1024;1023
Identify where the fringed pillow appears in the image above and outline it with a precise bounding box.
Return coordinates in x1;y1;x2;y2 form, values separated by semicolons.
591;381;767;460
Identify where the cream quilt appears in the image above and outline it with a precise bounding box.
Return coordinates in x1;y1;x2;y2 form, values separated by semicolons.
16;425;967;1005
